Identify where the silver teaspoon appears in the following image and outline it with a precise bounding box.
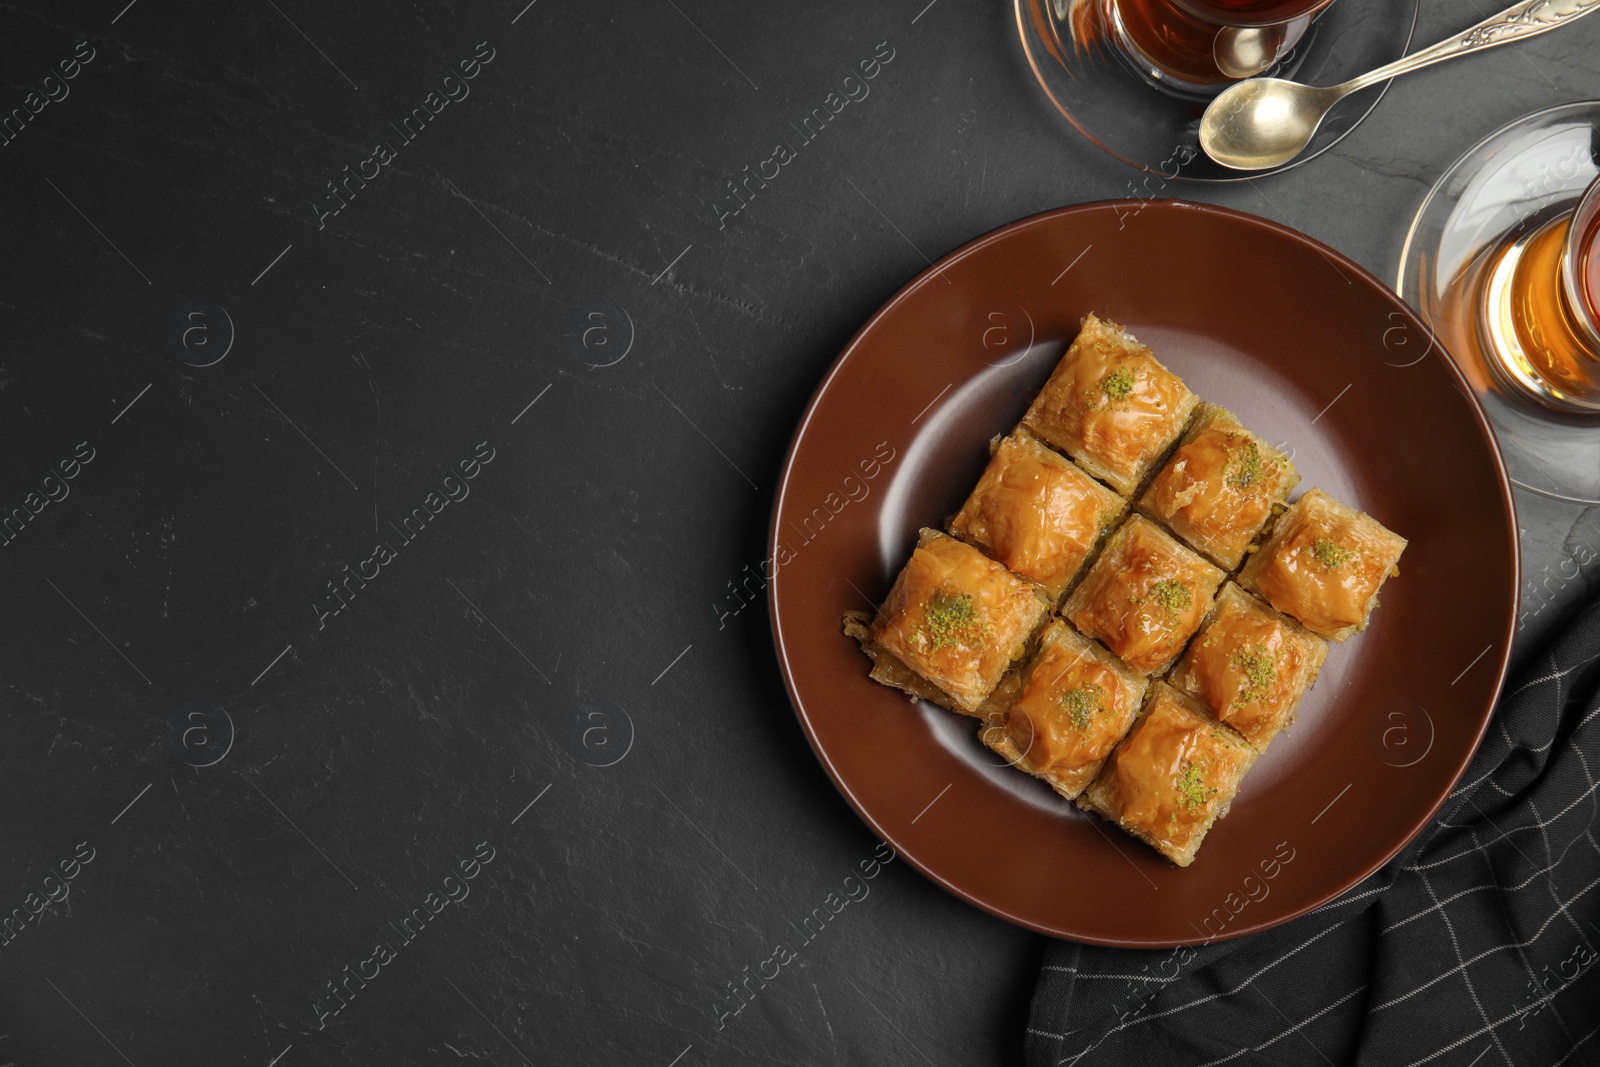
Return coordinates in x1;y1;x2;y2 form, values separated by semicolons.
1200;0;1600;171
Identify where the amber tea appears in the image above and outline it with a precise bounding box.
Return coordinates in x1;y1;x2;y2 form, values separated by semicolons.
1580;208;1600;326
1111;0;1336;87
1170;0;1335;26
1480;178;1600;411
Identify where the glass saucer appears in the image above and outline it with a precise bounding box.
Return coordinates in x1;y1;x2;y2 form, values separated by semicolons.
1015;0;1419;182
1397;101;1600;505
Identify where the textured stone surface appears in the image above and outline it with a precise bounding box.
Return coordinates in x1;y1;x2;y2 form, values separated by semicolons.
0;1;1593;1064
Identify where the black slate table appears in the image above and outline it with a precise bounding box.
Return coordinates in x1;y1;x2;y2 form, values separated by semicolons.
2;2;1597;1064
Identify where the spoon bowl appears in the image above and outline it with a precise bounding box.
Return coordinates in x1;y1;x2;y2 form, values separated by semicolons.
1201;78;1338;170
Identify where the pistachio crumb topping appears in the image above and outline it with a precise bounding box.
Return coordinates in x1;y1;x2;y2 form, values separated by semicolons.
920;590;987;652
1147;579;1192;619
1176;761;1215;809
1060;683;1105;729
1230;645;1276;705
1227;439;1263;490
1310;538;1355;571
1100;365;1136;401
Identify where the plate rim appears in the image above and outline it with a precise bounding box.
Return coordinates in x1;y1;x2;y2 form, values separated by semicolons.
767;197;1521;945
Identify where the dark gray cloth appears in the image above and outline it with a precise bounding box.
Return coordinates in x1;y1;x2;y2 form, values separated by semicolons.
1026;598;1600;1067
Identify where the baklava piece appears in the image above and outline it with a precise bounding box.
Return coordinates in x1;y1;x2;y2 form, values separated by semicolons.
1021;313;1199;496
1062;515;1225;676
1168;583;1327;753
843;529;1051;717
979;620;1148;800
949;430;1127;602
1137;404;1299;569
1077;683;1256;867
1238;488;1407;641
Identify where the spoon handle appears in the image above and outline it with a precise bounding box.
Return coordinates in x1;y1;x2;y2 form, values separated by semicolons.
1337;0;1600;96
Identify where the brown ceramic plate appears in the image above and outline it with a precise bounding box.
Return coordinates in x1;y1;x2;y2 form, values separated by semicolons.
767;200;1519;946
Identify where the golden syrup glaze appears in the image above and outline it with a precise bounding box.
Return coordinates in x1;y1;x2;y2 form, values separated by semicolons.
1141;413;1294;568
1004;624;1140;792
1066;516;1223;674
872;532;1047;711
1101;687;1254;860
1172;585;1320;750
1023;315;1194;489
950;432;1124;598
1248;489;1406;639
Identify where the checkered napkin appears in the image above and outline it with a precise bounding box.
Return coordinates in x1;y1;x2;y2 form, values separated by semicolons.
1026;598;1600;1066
